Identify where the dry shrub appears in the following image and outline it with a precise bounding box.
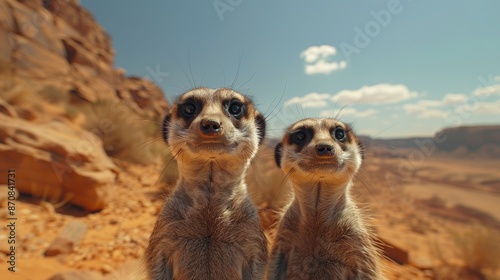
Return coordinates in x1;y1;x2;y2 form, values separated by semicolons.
0;61;37;106
157;150;179;192
451;226;500;273
435;225;500;280
39;85;69;104
82;99;163;165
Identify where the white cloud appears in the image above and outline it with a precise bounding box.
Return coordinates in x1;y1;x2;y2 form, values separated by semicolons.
284;92;330;108
417;100;441;107
304;59;347;75
300;45;346;75
420;110;446;118
331;84;417;105
442;93;467;105
300;45;337;63
319;108;377;118
472;100;500;114
403;100;446;119
474;84;500;97
495;76;500;82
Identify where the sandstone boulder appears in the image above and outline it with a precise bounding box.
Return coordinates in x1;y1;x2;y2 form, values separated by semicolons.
0;114;118;211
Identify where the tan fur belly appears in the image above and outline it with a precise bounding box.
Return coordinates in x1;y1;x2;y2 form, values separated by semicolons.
171;237;244;279
285;250;353;280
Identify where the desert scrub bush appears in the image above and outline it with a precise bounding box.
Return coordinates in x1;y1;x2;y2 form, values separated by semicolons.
39;85;69;104
1;59;49;110
65;104;80;120
82;99;163;165
157;149;179;193
451;226;500;275
435;225;500;280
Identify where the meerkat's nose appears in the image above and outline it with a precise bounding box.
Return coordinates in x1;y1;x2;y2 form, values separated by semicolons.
200;119;223;135
315;143;334;156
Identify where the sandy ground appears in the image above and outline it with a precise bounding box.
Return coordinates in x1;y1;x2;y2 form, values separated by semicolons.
1;150;499;279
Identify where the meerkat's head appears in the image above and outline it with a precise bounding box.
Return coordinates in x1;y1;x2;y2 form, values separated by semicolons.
163;88;266;165
274;118;363;186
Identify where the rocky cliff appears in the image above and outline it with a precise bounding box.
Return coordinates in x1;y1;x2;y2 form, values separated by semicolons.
0;0;169;211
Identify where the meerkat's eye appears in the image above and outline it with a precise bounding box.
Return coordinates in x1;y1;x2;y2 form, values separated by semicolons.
228;100;244;118
333;128;346;142
291;130;307;144
181;102;196;118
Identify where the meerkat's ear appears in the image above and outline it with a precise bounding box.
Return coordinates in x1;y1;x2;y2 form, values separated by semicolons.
162;114;171;144
274;142;283;168
254;112;266;146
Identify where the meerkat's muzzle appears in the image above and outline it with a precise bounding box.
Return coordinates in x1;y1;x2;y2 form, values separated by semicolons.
200;118;223;137
315;143;334;157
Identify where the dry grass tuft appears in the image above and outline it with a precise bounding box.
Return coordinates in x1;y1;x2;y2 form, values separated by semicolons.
82;99;163;165
451;225;500;273
434;225;500;280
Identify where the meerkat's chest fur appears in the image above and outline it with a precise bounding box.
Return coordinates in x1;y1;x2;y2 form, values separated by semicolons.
148;176;266;280
275;185;379;279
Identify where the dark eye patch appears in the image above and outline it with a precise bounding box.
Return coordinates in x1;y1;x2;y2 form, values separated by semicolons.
177;98;202;126
288;126;313;152
224;99;246;119
331;126;347;142
228;99;245;119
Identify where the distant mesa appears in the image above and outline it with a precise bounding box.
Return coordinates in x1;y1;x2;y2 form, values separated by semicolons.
361;125;500;157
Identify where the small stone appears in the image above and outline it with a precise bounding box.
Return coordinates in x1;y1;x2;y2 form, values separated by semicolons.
19;208;31;215
101;264;113;274
423;269;434;279
140;199;152;208
44;237;74;256
109;218;119;225
111;250;122;261
0;241;12;255
410;255;434;270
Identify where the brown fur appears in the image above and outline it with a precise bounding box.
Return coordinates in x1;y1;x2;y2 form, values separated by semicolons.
146;88;267;280
267;118;383;280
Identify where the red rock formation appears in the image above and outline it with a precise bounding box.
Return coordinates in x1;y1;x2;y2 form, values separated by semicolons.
0;0;169;210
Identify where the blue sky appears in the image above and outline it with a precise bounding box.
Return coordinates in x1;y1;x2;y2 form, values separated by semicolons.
81;0;500;138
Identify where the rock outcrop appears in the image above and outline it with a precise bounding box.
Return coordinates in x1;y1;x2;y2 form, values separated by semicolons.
0;114;118;211
0;0;168;118
0;0;169;210
434;125;500;153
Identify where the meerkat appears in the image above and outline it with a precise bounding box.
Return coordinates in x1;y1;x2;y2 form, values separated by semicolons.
145;88;268;280
267;118;383;280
